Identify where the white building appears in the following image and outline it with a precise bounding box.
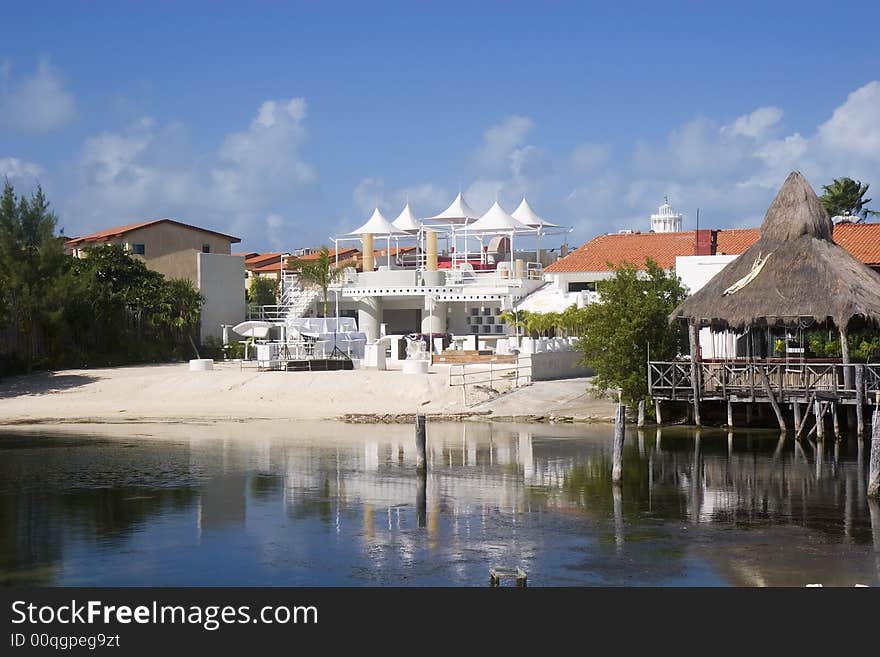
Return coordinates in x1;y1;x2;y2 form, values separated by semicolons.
650;197;683;233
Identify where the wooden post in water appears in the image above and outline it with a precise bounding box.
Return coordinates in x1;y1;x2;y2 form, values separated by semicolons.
869;394;880;498
637;400;645;428
727;401;734;429
745;403;752;425
612;401;626;483
832;403;840;440
793;402;802;432
814;400;825;440
416;468;427;528
688;322;701;426
415;414;427;472
760;367;787;433
856;365;865;438
654;399;663;426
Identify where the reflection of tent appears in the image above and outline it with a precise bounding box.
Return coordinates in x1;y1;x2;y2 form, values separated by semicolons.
349;208;407;235
232;321;273;338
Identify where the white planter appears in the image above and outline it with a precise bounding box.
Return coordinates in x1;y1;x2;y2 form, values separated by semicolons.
521;337;535;355
189;358;214;371
402;359;430;374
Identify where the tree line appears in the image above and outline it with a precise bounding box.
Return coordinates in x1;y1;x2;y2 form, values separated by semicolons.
0;182;203;377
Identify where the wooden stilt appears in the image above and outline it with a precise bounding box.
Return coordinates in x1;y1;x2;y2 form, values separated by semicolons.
796;393;816;440
415;414;427;472
637;400;645;428
814;400;825;440
727;400;734;429
793;402;802;431
688;322;701;427
832;403;840;440
840;326;853;390
654;399;663;426
612;403;626;483
760;367;787;432
869;396;880;498
856;365;865;438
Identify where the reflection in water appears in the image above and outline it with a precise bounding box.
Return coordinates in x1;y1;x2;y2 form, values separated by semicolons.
0;424;878;586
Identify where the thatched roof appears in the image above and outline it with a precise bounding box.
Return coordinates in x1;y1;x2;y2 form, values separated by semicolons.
670;171;880;331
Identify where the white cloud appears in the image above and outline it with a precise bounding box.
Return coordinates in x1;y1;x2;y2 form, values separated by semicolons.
0;156;43;182
0;57;76;134
470;114;534;177
722;106;783;139
66;98;319;248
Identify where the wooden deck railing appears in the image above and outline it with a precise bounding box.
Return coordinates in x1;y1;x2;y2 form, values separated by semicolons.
649;360;880;403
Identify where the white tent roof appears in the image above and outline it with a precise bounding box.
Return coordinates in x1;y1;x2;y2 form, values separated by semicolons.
512;197;558;228
349;208;407;235
426;192;480;223
513;284;582;313
392;203;422;232
462;201;533;233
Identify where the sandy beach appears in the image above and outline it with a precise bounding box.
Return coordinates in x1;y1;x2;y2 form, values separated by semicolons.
0;362;616;426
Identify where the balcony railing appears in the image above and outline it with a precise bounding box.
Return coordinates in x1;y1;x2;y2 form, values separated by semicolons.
649;360;880;403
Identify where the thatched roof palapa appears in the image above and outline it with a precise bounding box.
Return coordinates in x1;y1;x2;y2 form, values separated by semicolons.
671;171;880;332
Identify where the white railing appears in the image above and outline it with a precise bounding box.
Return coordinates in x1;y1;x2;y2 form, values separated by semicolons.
448;356;533;407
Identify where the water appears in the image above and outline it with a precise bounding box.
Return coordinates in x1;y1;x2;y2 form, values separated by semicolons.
1;422;878;586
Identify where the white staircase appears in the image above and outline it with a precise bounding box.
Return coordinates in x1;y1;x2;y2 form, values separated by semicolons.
281;273;320;323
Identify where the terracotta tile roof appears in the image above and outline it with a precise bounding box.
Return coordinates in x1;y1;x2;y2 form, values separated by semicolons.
66;218;241;247
832;223;880;265
244;252;287;269
251;262;285;273
545;223;880;273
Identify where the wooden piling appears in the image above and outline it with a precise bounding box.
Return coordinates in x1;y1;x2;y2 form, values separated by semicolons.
654;399;662;426
814;400;825;440
727;400;734;429
856;365;865;438
688;323;701;426
793;402;802;431
415;413;427;472
869;396;880;498
832;403;840;440
416;469;427;528
612;403;626;483
760;367;787;433
745;403;752;425
637;400;645;428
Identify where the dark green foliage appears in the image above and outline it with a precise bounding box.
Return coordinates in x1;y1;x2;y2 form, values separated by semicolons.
0;182;203;375
575;259;688;405
819;177;878;222
247;275;278;306
806;327;880;361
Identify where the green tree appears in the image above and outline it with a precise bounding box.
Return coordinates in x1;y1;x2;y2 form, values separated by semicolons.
285;246;353;316
0;182;67;371
576;258;687;405
819;177;878;222
248;275;278;307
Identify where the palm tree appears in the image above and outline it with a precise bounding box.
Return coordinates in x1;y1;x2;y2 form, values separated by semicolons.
820;177;878;222
285;246;353;317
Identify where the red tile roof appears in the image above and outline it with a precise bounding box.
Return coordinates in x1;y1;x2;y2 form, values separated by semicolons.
545;224;880;273
243;252;287;269
832;222;880;265
66;218;241;247
289;247;361;262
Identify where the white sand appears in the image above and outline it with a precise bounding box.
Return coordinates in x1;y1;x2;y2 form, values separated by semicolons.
0;362;614;425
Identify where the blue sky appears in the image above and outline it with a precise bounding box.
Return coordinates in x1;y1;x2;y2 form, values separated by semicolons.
2;1;879;251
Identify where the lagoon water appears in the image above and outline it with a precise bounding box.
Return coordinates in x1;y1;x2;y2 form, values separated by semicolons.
1;422;878;586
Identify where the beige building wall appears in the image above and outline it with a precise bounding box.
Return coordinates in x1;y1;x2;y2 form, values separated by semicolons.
76;223;234;285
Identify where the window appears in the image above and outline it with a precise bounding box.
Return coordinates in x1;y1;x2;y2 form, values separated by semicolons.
202;244;211;254
568;281;596;293
131;243;145;255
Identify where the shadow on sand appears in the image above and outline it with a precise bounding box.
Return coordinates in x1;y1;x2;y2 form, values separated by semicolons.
0;372;98;399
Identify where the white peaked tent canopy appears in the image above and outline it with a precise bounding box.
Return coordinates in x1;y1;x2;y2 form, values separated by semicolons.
392;203;422;232
463;201;532;233
426;192;480;223
512;197;558;228
349;208;407;235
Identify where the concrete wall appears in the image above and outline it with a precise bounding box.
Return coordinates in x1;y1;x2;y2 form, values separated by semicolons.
198;254;246;342
530;350;593;381
674;254;739;295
